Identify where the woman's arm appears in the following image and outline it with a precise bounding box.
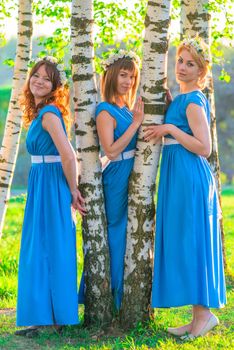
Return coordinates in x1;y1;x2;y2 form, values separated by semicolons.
144;103;211;157
42;113;86;215
96;97;144;160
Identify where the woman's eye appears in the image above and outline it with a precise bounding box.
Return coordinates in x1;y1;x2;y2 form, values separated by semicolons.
187;63;194;67
178;58;183;63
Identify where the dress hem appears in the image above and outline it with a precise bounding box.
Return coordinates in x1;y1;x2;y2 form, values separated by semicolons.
16;320;80;327
152;302;226;309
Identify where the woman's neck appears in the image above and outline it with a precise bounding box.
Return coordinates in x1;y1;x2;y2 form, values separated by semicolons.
179;82;200;94
115;95;125;108
34;97;43;106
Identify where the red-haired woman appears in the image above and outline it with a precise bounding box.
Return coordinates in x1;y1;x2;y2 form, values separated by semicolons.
15;57;85;336
145;38;226;339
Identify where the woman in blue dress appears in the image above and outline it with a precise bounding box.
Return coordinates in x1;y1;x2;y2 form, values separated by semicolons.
95;51;144;309
144;37;226;339
16;57;86;336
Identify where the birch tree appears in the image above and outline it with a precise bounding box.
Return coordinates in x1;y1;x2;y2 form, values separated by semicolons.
71;0;112;326
0;0;32;237
181;0;226;267
121;0;172;328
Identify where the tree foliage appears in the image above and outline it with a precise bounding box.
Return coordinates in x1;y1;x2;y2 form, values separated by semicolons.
0;0;233;81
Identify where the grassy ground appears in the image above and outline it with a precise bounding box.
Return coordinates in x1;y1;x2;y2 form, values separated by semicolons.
0;191;233;349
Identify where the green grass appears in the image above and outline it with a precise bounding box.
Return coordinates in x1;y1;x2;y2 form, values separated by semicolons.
0;192;234;349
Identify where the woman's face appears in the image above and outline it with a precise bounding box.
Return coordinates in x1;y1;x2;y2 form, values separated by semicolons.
175;49;202;85
29;64;53;103
116;69;136;96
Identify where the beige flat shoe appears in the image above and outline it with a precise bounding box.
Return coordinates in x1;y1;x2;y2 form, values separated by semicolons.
168;327;187;336
197;314;219;336
180;314;219;340
180;333;196;341
167;323;192;336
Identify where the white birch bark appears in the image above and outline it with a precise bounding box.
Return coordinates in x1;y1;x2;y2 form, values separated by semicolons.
0;0;32;237
181;0;226;267
121;0;172;328
71;0;112;326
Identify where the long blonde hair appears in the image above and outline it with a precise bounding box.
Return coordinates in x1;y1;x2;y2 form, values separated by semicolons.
20;60;72;136
101;57;140;109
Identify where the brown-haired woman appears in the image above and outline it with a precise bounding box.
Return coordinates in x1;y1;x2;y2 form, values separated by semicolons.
145;37;226;339
95;51;144;310
15;57;85;336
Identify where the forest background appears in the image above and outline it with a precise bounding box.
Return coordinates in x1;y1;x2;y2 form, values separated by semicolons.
0;0;234;190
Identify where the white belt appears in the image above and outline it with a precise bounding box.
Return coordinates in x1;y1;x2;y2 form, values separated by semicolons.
31;155;61;163
164;137;179;145
112;149;135;162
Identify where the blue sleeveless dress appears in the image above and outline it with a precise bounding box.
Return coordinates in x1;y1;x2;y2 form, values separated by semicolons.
17;105;79;326
95;102;137;309
151;91;226;308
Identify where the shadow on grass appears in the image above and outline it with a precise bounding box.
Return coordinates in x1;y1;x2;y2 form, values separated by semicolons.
0;311;170;350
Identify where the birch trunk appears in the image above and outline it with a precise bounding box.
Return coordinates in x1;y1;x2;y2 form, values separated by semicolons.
181;0;226;268
0;0;32;237
121;0;172;328
71;0;112;326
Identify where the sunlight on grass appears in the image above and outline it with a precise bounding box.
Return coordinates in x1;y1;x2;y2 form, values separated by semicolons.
0;191;233;349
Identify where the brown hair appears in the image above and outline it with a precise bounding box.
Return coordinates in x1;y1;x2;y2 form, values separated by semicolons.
20;60;72;136
177;38;210;89
100;57;140;109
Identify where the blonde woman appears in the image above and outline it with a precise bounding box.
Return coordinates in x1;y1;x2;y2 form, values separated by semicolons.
145;37;226;339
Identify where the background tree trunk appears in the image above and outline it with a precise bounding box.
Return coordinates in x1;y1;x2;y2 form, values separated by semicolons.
181;0;226;268
0;0;32;237
71;0;112;327
120;0;172;329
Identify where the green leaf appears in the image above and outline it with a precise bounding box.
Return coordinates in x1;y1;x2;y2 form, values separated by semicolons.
3;58;14;67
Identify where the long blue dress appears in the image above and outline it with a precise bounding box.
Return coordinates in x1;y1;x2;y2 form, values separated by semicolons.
17;105;79;326
151;91;226;308
95;102;137;309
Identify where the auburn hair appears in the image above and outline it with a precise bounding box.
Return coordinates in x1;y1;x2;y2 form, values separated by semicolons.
177;39;210;89
20;60;72;136
100;57;140;109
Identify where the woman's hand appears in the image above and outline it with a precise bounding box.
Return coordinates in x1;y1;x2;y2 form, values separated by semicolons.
71;188;86;216
132;96;144;127
144;124;172;142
